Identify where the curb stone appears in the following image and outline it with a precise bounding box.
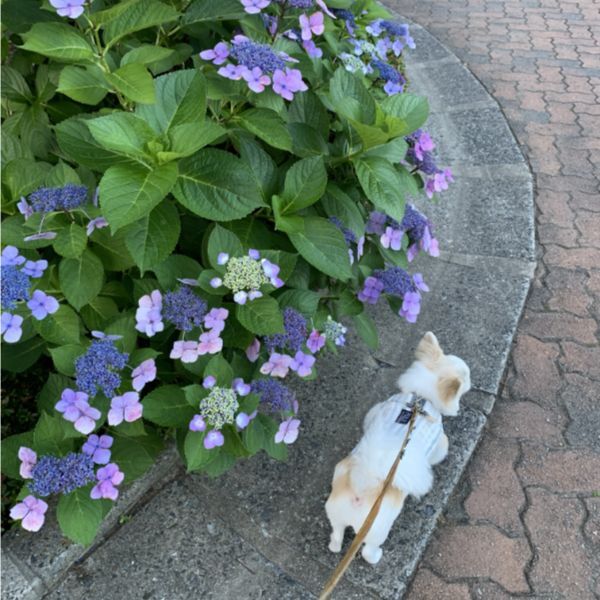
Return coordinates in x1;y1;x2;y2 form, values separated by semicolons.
1;15;535;600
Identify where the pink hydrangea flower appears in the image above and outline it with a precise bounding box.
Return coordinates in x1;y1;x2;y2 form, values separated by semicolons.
204;307;228;333
380;227;403;251
299;12;325;40
10;496;48;532
272;68;308;101
82;434;113;464
199;42;230;65
260;352;293;378
18;447;37;479
189;414;206;432
307;329;326;353
290;351;315;377
246;338;261;362
55;388;100;434
198;329;223;355
49;0;85;19
170;340;199;363
240;0;270;14
242;67;271;93
135;290;164;337
108;392;143;426
204;430;225;449
275;418;301;444
90;463;124;501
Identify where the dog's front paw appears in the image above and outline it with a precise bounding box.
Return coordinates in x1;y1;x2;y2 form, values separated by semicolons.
362;545;383;564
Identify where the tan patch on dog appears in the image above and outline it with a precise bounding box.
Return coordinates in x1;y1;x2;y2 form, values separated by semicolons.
438;375;461;404
415;331;443;367
386;486;406;508
329;456;354;501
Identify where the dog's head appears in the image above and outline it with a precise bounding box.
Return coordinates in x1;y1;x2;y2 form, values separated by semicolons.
398;332;471;416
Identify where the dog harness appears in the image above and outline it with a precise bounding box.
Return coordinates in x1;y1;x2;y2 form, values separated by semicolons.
392;393;443;461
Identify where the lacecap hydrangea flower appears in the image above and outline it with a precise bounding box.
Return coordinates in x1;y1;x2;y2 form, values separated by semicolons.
10;496;48;532
28;453;95;497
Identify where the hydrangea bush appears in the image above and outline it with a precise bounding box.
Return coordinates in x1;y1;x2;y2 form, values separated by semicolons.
1;0;452;544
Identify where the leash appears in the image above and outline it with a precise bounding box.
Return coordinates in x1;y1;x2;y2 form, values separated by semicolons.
319;403;420;600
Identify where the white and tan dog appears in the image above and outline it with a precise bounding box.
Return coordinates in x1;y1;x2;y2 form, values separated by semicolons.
325;332;471;564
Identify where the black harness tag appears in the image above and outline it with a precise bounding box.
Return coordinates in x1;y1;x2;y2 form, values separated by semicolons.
396;409;412;424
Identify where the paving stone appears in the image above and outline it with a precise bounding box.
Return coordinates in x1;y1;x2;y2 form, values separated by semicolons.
425;524;531;593
518;443;600;493
519;310;598;344
560;341;600;379
583;497;600;552
525;489;595;599
406;567;471;600
488;400;566;445
427;107;526;166
373;254;532;395
401;22;452;63
562;373;600;450
544;246;600;271
463;436;525;534
0;551;45;600
471;581;516;599
510;334;562;407
546;268;591;316
414;176;535;262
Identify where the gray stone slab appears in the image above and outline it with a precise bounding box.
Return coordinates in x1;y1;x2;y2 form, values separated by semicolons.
372;255;532;395
426;108;526;167
0;551;45;600
411;176;535;262
402;23;451;63
45;479;314;600
3;446;181;590
406;61;493;112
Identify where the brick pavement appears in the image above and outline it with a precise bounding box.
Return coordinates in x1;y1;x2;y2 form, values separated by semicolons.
387;0;600;597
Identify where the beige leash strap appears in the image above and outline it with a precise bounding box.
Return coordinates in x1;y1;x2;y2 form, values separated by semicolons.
319;405;419;600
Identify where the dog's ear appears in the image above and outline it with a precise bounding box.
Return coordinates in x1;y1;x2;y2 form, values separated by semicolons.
415;331;443;365
438;375;461;404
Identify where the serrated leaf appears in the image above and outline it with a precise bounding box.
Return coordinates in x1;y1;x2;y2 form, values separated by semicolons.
353;312;378;350
381;94;429;135
57;487;104;546
280;156;327;213
21;23;94;63
57;65;109;105
287;217;353;281
110;429;163;481
184;430;212;471
136;69;206;134
1;432;35;479
32;305;81;345
49;344;85;376
124;201;180;274
142;385;196;427
320;183;365;239
182;0;245;23
354;157;407;223
59;249;104;310
80;296;120;331
1;336;46;373
203;354;233;387
329;67;376;124
236;296;284;335
236;108;292;151
121;45;174;67
105;63;155;104
37;373;74;414
173;149;264;221
53;223;87;258
207;224;243;270
99;162;178;232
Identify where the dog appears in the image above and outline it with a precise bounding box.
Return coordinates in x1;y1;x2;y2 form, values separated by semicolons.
325;332;471;564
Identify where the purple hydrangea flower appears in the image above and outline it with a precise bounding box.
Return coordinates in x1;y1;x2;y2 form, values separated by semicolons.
217;252;229;265
49;0;86;19
366;211;387;235
86;216;109;236
261;259;284;288
75;339;128;398
90;463;124;501
235;411;256;430
1;246;25;267
28;184;87;213
18;447;37;479
230;38;286;73
163;286;207;332
204;430;225;450
264;307;307;353
307;329;326;353
1;313;23;343
24;232;57;242
323;316;347;346
10;496;48;532
380;226;403;251
22;260;48;278
373;266;415;297
135;290;164;337
241;0;270;14
29;453;95;496
272;68;308;101
290;351;315;377
27;290;59;320
1;265;30;310
251;378;295;412
55;388;101;434
17;197;33;220
203;375;217;389
399;291;422;323
232;378;251;396
82;434;113;465
108;392;143;426
170;340;199;363
218;64;247;80
303;39;323;58
358;276;384;305
189;414;206;432
199;42;230;65
275;417;301;444
242;67;271;93
299;11;324;40
413;273;430;292
329;216;356;247
131;359;156;392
